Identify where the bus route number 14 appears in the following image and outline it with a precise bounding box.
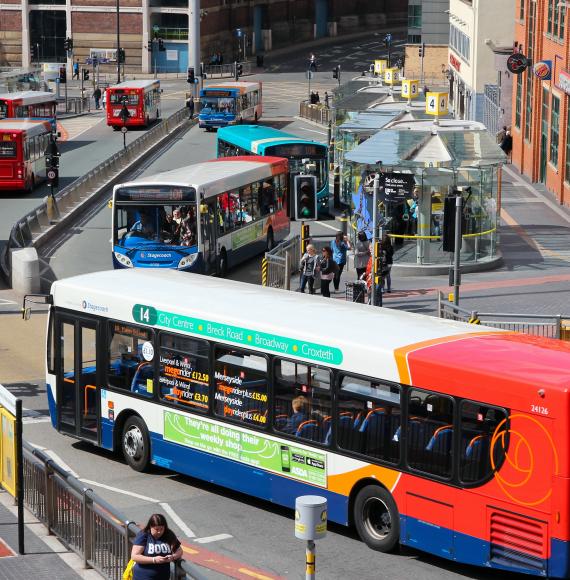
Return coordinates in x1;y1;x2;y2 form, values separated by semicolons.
133;304;158;325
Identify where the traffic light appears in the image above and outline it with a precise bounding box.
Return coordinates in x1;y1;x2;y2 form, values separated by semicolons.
64;37;73;52
294;175;318;221
82;68;89;81
118;48;125;63
418;43;425;58
236;63;243;77
187;67;195;84
59;66;66;84
158;39;165;51
442;194;467;252
332;65;340;79
148;43;153;53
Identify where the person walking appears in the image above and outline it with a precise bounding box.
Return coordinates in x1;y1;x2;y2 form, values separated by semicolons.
102;88;107;110
186;96;194;119
73;59;80;80
131;513;183;580
92;86;102;110
354;230;370;280
299;244;319;294
496;125;507;145
324;91;330;108
331;231;350;292
381;235;394;293
500;129;513;162
318;246;337;298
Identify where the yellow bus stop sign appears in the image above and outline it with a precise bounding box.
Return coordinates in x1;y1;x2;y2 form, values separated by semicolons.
426;92;448;116
384;68;399;85
402;79;419;99
374;59;387;75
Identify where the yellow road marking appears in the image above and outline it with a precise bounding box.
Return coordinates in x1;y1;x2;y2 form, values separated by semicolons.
238;568;276;580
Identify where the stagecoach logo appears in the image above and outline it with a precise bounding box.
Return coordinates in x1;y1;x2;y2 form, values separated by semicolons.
140;252;172;259
82;300;109;313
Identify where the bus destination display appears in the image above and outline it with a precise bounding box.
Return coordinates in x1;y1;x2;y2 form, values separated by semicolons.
115;186;195;202
269;144;324;158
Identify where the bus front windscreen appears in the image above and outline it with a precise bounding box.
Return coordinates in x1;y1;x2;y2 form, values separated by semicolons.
201;97;235;114
114;196;198;250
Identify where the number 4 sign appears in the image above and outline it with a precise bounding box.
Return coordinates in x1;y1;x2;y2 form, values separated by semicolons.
402;79;419;99
425;92;448;116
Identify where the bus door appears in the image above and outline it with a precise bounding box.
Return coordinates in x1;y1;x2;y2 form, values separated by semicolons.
200;200;218;273
57;315;100;442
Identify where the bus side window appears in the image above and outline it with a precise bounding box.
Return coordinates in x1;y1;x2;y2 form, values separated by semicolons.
460;401;507;483
107;322;154;398
273;359;331;444
214;347;268;427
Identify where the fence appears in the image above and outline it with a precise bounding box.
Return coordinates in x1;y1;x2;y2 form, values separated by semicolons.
22;441;209;580
57;96;91;115
262;236;301;289
437;291;570;340
0;107;193;285
299;101;331;125
203;61;252;78
483;83;501;136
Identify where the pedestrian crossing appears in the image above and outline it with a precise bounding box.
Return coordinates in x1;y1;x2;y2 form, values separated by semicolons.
262;80;336;106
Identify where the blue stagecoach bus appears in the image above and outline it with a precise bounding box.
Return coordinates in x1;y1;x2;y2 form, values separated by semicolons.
217;125;329;216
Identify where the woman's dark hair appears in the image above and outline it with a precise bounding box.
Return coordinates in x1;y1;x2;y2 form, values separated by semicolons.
143;513;177;548
322;246;332;257
357;231;368;242
335;231;343;240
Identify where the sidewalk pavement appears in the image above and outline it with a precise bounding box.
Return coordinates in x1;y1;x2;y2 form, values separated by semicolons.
0;489;99;579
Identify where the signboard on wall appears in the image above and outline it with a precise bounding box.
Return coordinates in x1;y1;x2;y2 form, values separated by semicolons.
559;70;570;94
380;173;415;201
533;60;552;81
166;50;178;62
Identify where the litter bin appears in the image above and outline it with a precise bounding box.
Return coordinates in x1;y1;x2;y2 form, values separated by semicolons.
345;281;366;303
256;54;264;67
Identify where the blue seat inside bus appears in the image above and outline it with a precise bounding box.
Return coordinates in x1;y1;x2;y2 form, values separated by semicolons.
296;420;320;441
130;363;153;397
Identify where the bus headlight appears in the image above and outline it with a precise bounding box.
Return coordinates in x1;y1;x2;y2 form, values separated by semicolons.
178;253;198;270
114;252;133;267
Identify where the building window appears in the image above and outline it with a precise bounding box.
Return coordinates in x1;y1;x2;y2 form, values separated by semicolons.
548;0;554;34
551;95;560;167
515;74;523;129
450;24;470;62
519;0;525;20
554;1;560;36
408;34;422;44
560;8;565;39
565;114;570;182
408;5;422;28
524;74;533;141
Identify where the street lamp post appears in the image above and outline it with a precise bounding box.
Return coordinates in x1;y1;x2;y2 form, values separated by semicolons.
116;0;121;84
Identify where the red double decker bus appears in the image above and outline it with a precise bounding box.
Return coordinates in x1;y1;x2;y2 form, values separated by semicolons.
0;119;52;192
106;80;161;129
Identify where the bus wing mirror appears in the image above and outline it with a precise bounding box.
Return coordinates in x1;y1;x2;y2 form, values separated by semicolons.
22;307;32;321
108;199;113;208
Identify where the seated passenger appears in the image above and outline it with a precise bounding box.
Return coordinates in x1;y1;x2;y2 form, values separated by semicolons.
282;395;309;434
130;212;155;239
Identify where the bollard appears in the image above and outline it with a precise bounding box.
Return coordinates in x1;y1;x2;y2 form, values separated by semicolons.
261;257;268;286
333;166;341;209
295;496;327;580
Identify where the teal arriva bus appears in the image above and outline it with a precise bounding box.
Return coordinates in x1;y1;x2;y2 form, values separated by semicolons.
217;125;329;216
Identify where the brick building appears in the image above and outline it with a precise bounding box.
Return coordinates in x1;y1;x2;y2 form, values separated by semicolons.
0;0;405;75
512;0;570;206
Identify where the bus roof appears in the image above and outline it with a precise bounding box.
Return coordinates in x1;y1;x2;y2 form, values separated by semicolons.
202;81;260;93
108;80;160;90
0;91;56;105
217;125;326;154
50;269;570;406
115;156;287;200
0;119;52;135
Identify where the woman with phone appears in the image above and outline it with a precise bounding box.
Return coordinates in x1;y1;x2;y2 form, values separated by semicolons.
131;513;183;579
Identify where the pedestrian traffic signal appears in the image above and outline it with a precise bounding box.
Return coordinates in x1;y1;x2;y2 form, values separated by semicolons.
64;37;73;52
187;67;195;84
332;65;340;79
59;66;66;84
294;175;318;221
82;68;89;81
118;48;126;63
418;43;425;58
236;63;243;77
158;39;165;52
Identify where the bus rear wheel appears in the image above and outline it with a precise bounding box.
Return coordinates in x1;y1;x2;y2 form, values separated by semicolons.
122;415;150;472
353;485;400;552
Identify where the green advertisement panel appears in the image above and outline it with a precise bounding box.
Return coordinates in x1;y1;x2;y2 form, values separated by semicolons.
164;411;327;487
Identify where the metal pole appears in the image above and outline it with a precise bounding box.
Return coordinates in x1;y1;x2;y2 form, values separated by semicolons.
116;0;121;83
371;173;379;306
453;193;463;306
308;71;311;101
190;0;201;93
16;398;24;555
306;540;315;580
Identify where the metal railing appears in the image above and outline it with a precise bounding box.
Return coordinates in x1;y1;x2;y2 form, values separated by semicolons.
437;291;570;340
1;108;193;284
57;96;91;115
22;441;209;580
262;236;301;289
203;62;252;78
483;83;501;136
299;101;331;125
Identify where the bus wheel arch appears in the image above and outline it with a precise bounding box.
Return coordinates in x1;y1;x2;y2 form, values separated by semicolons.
120;413;151;472
349;480;400;552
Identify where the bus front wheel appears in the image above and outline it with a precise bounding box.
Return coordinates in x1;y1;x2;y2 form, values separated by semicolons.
353;485;400;552
122;415;150;472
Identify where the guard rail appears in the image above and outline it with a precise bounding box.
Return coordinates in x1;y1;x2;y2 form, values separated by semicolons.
299;101;331;125
203;61;252;78
262;236;301;289
0;108;194;288
22;440;209;579
57;96;91;115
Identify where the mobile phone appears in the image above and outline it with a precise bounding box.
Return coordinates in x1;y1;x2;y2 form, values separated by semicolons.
280;445;290;472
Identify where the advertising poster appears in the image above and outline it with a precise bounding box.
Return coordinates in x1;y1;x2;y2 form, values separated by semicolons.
164;411;327;487
0;409;16;497
160;350;209;409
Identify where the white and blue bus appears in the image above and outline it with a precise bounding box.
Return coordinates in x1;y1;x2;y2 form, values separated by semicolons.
198;81;262;131
36;268;570;576
217;125;329;215
111;156;290;276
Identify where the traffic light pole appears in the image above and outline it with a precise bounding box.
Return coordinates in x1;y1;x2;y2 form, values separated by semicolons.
116;0;121;84
371;173;381;307
453;193;463;306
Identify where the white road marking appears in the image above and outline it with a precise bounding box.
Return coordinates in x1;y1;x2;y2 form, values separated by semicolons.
297;127;327;136
316;221;344;232
193;534;233;544
158;502;196;538
79;479;160;502
30;445;80;478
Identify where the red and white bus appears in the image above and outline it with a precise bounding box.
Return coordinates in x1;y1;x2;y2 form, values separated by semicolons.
0;119;52;192
106;80;161;129
0;91;57;132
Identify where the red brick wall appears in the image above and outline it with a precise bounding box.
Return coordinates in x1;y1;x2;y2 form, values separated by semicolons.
72;12;142;34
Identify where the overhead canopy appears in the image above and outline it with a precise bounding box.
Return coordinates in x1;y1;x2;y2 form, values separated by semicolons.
338;111;402;132
345;128;506;168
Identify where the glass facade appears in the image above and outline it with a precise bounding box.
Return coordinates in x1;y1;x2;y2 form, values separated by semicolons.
29;10;67;63
408;5;422;28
